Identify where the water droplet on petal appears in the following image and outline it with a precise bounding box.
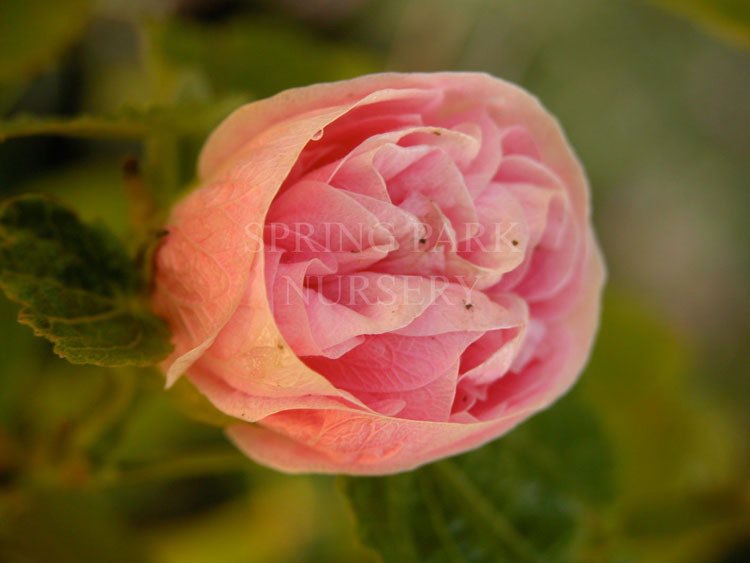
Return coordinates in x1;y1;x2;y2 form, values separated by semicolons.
311;129;324;141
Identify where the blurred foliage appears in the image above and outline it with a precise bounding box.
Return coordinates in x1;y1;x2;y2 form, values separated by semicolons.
151;15;381;99
655;0;750;49
580;293;749;563
0;0;93;110
1;0;749;562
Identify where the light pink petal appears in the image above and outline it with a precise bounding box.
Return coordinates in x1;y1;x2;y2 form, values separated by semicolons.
515;206;581;303
187;362;364;422
342;191;426;254
358;361;460;422
393;284;525;337
268;179;396;273
458;294;529;385
457;183;530;276
303;274;438;353
226;407;529;475
304;332;475;393
385;146;479;237
440;110;504;196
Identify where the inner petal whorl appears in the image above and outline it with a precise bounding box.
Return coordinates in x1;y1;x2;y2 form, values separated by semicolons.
264;102;577;422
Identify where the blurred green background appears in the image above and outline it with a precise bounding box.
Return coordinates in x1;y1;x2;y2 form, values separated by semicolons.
1;0;748;562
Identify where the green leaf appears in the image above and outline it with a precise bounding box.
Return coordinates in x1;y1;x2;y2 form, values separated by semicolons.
655;0;750;49
0;194;172;367
341;394;615;563
0;97;245;142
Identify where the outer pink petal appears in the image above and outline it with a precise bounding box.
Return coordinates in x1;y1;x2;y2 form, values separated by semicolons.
153;106;354;385
226;408;531;475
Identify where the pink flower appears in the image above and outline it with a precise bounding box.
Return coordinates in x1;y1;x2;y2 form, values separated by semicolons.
153;72;605;475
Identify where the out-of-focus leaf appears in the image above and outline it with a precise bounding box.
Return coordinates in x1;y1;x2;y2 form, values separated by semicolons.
0;195;172;366
146;479;317;563
580;291;748;563
102;381;232;468
581;293;737;500
0;83;24;115
0;0;93;108
341;394;615;563
153;16;381;99
0;298;45;425
655;0;750;48
0;489;150;563
0;97;244;142
146;476;368;563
